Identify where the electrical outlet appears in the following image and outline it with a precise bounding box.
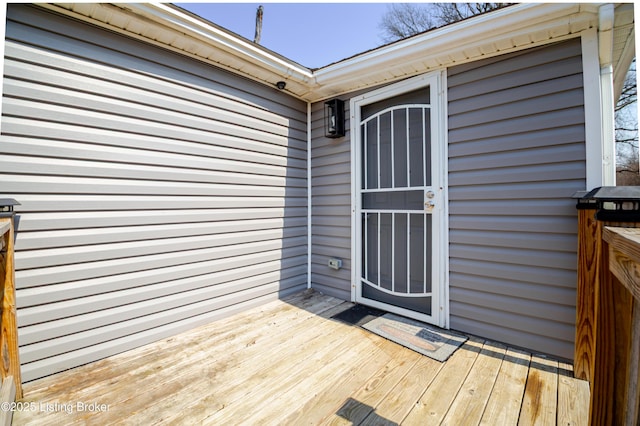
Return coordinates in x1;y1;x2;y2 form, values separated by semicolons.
328;258;342;270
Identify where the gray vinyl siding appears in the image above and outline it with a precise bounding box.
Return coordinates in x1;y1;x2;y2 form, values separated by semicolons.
309;101;353;300
310;39;585;360
447;38;585;360
2;5;308;382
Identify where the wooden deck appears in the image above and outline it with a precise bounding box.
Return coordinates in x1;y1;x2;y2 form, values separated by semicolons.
13;290;589;425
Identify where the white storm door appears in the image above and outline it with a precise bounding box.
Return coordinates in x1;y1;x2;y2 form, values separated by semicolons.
352;73;446;327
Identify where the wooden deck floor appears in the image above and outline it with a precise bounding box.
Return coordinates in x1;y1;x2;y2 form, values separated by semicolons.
13;290;589;425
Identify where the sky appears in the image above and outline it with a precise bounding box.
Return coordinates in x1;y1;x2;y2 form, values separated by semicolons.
176;3;391;69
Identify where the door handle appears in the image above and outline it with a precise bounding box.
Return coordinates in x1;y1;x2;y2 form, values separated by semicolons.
425;200;435;213
425;190;435;212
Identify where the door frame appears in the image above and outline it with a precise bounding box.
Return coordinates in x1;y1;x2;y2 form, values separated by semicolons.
349;71;450;328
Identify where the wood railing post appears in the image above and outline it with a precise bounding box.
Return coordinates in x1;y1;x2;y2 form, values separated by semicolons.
626;296;640;425
602;227;640;426
0;217;22;399
589;231;617;425
574;208;600;382
587;226;640;426
574;187;640;426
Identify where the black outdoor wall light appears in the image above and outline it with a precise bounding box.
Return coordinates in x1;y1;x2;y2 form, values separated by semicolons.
324;98;345;138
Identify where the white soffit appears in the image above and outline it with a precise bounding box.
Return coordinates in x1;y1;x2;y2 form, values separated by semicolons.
36;3;632;102
612;3;635;99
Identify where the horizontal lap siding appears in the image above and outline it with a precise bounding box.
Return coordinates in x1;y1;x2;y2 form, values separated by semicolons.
309;101;353;300
447;38;585;360
2;5;308;381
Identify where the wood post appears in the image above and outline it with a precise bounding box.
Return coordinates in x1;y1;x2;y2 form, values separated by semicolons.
603;227;640;426
626;298;640;425
574;208;599;382
576;216;640;426
588;232;616;425
0;218;21;399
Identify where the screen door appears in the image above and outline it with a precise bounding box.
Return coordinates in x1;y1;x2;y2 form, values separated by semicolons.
353;74;445;326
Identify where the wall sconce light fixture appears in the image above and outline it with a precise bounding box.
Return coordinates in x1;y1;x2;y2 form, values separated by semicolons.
324;98;345;138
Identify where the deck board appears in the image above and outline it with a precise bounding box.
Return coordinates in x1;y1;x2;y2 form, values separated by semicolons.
14;290;589;425
362;354;443;425
441;340;507;425
321;347;421;425
557;361;590;425
518;354;559;425
279;338;391;425
401;335;484;425
480;347;531;425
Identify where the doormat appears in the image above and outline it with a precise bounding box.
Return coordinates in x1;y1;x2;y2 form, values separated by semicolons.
362;313;468;362
330;304;386;327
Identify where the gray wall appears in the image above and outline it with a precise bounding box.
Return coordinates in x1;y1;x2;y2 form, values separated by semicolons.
309;99;355;301
2;5;308;382
447;38;585;360
311;38;585;360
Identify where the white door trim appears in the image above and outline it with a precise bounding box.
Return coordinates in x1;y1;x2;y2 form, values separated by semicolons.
349;71;449;328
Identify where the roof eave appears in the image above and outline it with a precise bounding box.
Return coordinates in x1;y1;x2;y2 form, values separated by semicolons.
38;3;317;100
312;3;600;101
38;3;633;103
611;3;636;100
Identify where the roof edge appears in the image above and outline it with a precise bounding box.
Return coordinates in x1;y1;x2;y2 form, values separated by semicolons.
37;3;316;100
37;3;633;103
312;3;597;98
128;3;313;81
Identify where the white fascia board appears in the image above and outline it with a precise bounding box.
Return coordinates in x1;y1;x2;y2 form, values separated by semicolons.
313;3;594;95
126;3;314;84
41;2;315;97
42;2;609;102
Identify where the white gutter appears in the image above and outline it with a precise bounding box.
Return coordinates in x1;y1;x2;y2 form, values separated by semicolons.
128;3;314;83
598;3;616;185
40;3;605;102
37;3;316;99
